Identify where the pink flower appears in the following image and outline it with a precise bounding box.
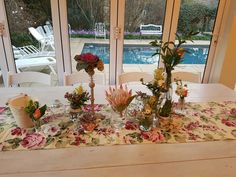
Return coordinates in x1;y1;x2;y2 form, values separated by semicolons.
222;119;236;127
230;108;236;116
21;133;46;149
83;104;102;112
0;107;6;114
11;127;26;136
141;130;164;142
78;53;99;64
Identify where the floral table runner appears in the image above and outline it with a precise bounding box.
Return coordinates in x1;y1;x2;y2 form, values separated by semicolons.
0;101;236;151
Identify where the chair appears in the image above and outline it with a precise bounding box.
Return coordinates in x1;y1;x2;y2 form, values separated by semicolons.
94;22;106;39
13;45;55;59
28;27;55;51
7;72;52;87
118;72;153;85
12;45;56;74
64;72;106;86
172;71;201;83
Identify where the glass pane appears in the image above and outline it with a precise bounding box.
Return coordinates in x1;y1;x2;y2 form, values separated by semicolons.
176;0;219;80
67;0;110;85
5;0;57;86
123;0;167;74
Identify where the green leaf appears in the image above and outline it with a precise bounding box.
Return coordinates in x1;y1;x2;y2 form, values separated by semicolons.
76;61;88;71
91;138;100;145
163;132;171;141
45;137;55;146
39;104;47;115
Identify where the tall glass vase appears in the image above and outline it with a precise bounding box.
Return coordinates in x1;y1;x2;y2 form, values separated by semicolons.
158;70;173;117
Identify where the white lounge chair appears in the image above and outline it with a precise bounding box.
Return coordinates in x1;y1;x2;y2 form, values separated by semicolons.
94;22;106;39
13;45;56;74
13;45;54;59
28;27;55;51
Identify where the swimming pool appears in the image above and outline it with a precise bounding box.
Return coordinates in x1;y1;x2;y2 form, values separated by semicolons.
82;43;209;64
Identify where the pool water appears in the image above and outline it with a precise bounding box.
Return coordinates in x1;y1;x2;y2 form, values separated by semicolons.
82;43;209;64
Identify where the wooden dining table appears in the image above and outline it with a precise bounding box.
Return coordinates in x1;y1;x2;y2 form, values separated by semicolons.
0;83;236;177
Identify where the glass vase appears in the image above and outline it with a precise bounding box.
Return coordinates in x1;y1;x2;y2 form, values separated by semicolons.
139;114;154;131
175;97;186;115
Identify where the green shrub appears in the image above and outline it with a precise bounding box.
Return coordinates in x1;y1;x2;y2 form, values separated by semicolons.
11;32;38;47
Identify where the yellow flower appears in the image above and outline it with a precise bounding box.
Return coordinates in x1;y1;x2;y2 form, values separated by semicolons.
75;85;84;95
148;96;157;107
97;60;104;71
154;68;164;81
143;103;152;115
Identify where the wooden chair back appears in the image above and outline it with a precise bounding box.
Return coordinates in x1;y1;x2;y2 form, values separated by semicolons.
118;72;153;84
64;72;106;86
7;72;52;87
172;71;201;83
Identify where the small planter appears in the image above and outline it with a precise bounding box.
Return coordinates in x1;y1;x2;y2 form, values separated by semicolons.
8;94;34;128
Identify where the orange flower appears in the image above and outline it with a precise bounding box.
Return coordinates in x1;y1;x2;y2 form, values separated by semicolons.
33;108;42;119
97;60;104;71
176;48;185;58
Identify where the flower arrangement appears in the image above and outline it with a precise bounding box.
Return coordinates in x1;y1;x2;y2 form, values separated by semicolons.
74;53;104;76
175;78;188;99
149;31;198;117
74;53;104;114
105;85;135;117
24;100;47;129
64;85;90;109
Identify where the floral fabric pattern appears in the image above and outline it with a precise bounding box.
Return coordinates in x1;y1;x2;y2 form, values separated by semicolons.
0;101;236;151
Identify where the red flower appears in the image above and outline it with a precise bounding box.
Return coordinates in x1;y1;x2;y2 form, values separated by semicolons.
79;53;99;64
125;121;138;130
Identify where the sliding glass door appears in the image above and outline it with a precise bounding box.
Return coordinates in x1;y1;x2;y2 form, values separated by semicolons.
121;0;167;75
174;0;220;82
67;0;110;85
4;0;57;86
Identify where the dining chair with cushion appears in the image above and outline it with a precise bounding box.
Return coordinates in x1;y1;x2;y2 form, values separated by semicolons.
172;71;201;83
64;72;106;86
118;72;153;85
7;72;52;87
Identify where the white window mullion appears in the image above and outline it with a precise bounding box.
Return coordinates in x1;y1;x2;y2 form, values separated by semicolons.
159;0;180;68
51;0;65;86
58;0;71;76
204;0;229;83
116;0;125;85
0;0;16;86
109;0;119;85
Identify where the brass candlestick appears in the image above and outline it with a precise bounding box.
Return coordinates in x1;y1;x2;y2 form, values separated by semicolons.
89;73;95;115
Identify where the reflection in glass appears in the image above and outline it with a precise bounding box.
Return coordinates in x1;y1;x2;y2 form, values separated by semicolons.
67;0;110;85
176;0;220;80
